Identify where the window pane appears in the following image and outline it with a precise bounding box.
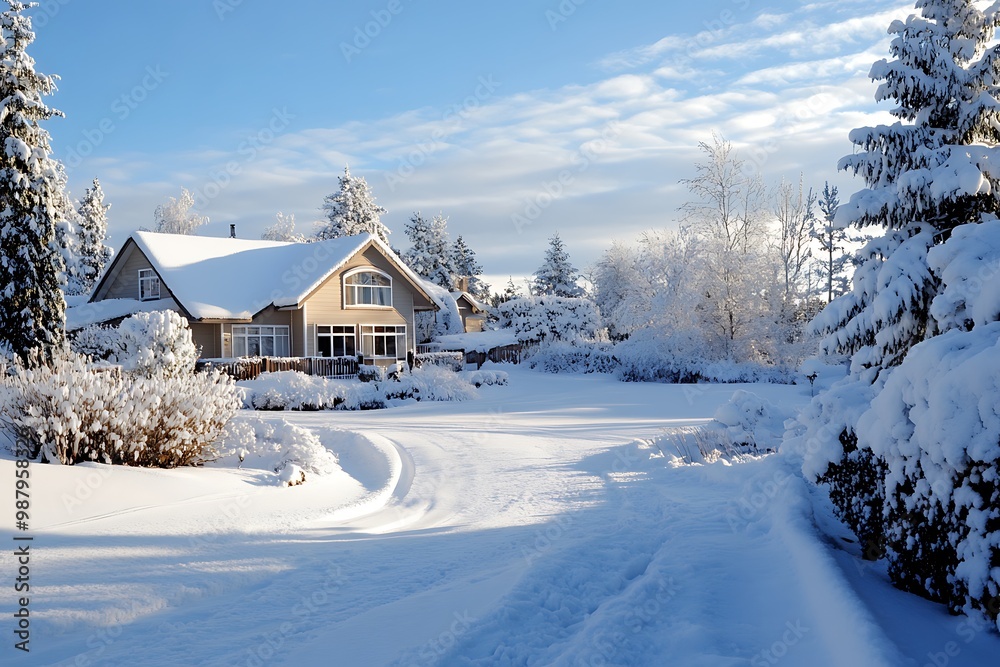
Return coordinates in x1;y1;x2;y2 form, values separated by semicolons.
318;326;331;335
276;336;289;357
248;338;261;356
234;337;246;358
345;336;356;357
318;336;331;358
233;326;247;336
375;336;386;356
385;335;396;357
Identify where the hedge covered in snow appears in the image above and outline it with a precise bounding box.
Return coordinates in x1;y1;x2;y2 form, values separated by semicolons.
1;350;241;467
495;296;601;344
71;310;199;378
238;365;489;411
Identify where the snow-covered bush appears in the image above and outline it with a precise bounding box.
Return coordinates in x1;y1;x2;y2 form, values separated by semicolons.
212;417;339;479
523;339;616;374
711;390;792;452
0;350;241;467
415;351;464;372
117;310;199;378
239;365;483;411
496;296;601;344
70;323;122;361
69;310;198;377
465;369;508;387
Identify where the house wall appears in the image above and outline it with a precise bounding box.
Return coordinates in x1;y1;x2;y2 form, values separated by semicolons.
191;322;221;358
301;246;427;355
93;243;178;305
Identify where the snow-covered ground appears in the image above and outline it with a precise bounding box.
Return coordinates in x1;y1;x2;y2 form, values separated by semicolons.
3;368;999;666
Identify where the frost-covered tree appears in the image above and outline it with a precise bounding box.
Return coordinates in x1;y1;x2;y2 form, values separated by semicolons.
315;165;389;244
811;182;851;303
403;211;453;289
261;211;305;243
451;235;487;299
153;188;207;235
0;1;66;360
532;232;582;297
793;0;1000;626
69;178;113;294
772;176;815;305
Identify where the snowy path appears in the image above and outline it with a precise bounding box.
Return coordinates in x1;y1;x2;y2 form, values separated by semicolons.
3;369;1000;666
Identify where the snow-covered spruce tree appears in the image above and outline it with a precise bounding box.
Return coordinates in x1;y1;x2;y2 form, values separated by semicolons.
261;211;306;242
797;0;1000;624
315;165;389;244
0;1;66;361
451;234;487;299
532;232;583;297
153;188;207;235
69;178;113;295
403;211;453;289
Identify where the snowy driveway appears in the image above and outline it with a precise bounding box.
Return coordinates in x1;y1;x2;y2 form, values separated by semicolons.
4;369;1000;666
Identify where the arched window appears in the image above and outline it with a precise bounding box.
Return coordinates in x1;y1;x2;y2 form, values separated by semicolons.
344;269;392;307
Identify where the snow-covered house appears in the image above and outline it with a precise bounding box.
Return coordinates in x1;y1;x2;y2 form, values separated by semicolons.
81;231;438;367
451;291;487;333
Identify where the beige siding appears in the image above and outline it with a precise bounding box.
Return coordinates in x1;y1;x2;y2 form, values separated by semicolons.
191;323;221;358
94;243;177;305
301;246;427;353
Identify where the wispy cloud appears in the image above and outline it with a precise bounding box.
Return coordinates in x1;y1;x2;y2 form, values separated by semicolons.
84;0;915;284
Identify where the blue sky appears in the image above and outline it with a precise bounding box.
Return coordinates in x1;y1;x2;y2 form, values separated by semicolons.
27;0;913;288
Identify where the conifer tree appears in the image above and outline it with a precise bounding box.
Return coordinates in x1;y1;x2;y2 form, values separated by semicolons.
810;182;850;303
316;165;389;244
0;1;66;359
532;232;582;297
451;235;487;299
70;178;113;294
403;211;453;289
799;0;1000;622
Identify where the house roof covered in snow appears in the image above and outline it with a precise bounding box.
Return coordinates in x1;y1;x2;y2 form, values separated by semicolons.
88;231;437;322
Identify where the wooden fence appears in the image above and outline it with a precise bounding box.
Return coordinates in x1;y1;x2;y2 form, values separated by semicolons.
197;356;359;381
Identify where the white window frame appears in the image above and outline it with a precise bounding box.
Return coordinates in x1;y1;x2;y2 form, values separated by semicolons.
344;268;392;308
360;325;406;360
138;268;160;301
316;325;357;358
232;325;291;358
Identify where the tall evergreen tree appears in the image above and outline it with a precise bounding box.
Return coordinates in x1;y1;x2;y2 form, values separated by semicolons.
451;235;487;299
316;165;389;244
800;0;1000;622
0;1;66;359
69;178;113;295
403;211;453;289
532;232;582;297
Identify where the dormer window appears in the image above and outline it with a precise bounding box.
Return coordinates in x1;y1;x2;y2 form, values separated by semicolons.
344;269;391;307
138;268;160;301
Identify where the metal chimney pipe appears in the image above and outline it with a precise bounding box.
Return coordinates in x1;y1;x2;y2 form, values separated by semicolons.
230;224;236;238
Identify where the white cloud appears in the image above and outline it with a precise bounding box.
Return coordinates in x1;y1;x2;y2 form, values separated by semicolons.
76;1;919;288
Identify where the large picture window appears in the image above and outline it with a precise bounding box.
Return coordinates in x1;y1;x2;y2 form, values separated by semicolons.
138;268;160;301
317;325;356;358
232;325;290;358
361;325;406;359
344;269;392;307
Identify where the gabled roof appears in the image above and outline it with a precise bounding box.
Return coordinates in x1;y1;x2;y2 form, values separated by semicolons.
450;290;489;314
90;231;437;321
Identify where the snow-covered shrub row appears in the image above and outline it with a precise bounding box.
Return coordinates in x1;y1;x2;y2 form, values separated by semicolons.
495;296;601;344
212;417;340;480
0;350;241;467
522;340;617;375
70;310;198;378
238;365;482;411
613;329;796;384
711;390;792;452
